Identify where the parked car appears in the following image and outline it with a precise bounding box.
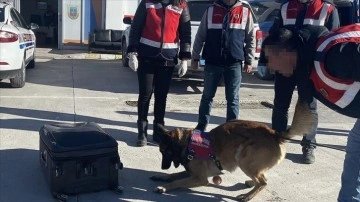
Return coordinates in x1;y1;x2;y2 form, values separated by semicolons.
121;0;263;78
0;2;38;88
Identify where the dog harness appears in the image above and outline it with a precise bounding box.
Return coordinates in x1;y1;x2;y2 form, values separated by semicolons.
187;130;223;170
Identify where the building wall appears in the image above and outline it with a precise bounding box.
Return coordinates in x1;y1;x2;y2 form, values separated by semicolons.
9;0;139;49
62;0;101;46
62;0;82;44
105;0;139;30
91;0;103;31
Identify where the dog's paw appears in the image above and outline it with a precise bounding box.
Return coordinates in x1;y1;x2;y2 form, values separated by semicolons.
236;194;251;202
153;186;167;193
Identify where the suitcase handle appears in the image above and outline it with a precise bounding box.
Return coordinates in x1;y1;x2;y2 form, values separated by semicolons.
40;150;48;167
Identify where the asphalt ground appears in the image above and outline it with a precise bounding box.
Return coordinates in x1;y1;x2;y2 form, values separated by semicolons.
0;50;356;202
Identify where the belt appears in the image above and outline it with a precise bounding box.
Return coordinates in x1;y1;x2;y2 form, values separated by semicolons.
153;60;176;67
141;58;176;67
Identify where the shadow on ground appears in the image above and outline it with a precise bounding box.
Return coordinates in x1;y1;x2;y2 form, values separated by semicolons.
0;149;245;202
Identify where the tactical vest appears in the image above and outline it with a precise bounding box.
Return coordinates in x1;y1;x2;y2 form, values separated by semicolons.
138;0;186;60
310;24;360;117
202;2;250;65
281;0;334;26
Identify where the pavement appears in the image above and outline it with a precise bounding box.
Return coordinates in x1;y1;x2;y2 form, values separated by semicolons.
0;48;356;202
35;47;122;60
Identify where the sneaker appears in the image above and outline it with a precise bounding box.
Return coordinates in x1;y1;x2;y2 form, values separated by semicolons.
302;146;315;164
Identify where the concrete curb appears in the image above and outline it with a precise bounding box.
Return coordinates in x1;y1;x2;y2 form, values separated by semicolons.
36;53;122;60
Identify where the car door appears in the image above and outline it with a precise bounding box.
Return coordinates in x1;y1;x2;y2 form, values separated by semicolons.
10;8;35;65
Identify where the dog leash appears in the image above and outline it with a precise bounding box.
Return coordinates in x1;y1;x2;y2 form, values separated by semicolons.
281;136;346;152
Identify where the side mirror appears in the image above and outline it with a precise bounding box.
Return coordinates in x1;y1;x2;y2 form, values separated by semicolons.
30;23;39;30
123;16;133;25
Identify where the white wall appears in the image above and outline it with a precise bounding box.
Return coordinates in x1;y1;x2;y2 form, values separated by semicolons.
62;0;82;43
105;0;139;30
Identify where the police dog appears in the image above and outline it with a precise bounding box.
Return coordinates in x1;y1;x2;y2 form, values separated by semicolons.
150;100;317;201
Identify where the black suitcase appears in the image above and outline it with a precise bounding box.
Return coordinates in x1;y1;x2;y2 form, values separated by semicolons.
39;122;123;201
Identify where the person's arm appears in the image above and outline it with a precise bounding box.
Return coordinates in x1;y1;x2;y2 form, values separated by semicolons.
244;11;256;66
127;0;147;53
192;10;208;61
178;4;192;60
324;5;340;30
326;42;360;81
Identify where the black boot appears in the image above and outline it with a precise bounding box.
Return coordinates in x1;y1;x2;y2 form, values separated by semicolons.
195;123;206;131
137;120;148;147
153;121;164;143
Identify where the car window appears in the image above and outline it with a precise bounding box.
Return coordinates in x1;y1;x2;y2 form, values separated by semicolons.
249;2;269;19
0;8;4;22
187;1;212;21
10;9;22;27
13;9;28;28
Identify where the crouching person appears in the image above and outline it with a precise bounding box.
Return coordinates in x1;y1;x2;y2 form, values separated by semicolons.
262;24;360;201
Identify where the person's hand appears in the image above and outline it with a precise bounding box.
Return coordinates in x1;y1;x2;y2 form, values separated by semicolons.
243;64;252;73
178;60;188;77
191;59;199;69
128;52;138;72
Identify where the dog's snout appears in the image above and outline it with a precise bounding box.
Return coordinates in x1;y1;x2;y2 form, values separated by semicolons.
161;158;172;170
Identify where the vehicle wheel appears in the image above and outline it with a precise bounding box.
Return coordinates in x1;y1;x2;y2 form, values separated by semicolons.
10;60;26;88
256;66;274;80
122;40;129;67
27;58;35;69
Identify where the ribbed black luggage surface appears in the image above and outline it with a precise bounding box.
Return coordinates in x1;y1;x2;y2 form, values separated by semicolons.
39;122;123;200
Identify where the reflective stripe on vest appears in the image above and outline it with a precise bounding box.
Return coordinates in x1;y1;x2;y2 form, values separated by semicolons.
140;37;179;49
140;1;183;49
207;6;249;30
281;0;333;26
311;25;360;108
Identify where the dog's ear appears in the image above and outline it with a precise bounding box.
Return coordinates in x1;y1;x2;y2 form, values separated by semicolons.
159;131;171;144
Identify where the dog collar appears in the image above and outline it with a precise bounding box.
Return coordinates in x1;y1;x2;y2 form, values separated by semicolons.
187;130;223;170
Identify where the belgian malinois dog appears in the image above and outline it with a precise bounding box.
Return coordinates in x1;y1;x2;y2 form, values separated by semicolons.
150;100;317;201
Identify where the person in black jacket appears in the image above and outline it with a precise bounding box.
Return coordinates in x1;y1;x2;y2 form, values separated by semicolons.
127;0;191;146
262;0;340;164
262;24;360;201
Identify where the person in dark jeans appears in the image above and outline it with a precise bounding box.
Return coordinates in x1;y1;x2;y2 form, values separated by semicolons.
191;0;256;130
127;0;191;146
264;0;340;164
